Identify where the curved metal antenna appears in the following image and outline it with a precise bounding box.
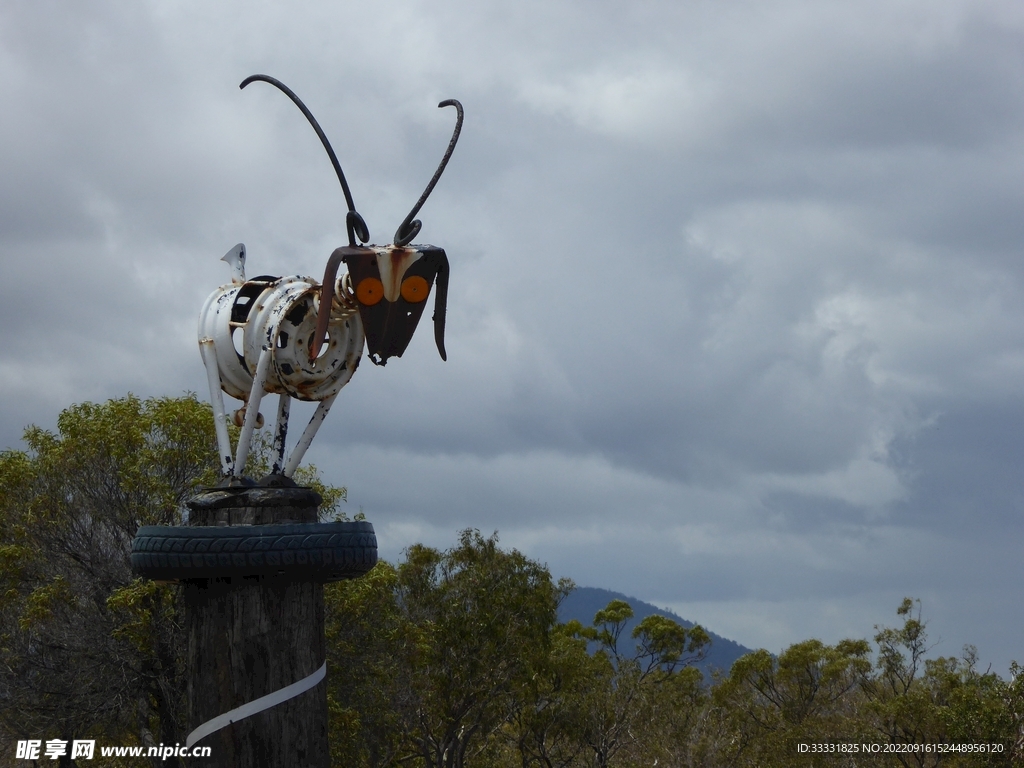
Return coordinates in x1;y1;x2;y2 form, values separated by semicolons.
393;99;464;247
240;74;369;246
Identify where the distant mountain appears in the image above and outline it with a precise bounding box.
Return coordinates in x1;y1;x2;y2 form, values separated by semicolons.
558;586;753;678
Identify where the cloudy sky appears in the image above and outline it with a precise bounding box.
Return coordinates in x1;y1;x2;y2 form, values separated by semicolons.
2;1;1023;672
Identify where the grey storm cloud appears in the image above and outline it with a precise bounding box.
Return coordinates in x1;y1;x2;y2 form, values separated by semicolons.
1;0;1023;672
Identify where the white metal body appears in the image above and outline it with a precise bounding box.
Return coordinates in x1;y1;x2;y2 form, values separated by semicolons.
198;244;364;480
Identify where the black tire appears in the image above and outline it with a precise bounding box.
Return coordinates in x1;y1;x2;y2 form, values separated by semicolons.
131;521;377;583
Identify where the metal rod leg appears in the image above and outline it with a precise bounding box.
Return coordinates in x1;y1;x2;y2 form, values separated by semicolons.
200;339;235;477
282;393;338;477
234;345;272;477
271;394;291;475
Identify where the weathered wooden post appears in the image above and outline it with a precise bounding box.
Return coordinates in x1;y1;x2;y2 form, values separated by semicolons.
130;74;463;766
178;487;376;766
133;454;377;767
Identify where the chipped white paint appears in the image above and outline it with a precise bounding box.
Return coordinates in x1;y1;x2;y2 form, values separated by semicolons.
376;246;422;302
198;245;364;480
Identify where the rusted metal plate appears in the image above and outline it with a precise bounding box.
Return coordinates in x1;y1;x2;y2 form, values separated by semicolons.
269;285;362;401
200;275;364;403
344;245;449;365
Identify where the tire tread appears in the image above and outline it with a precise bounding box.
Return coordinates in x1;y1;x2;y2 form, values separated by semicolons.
131;522;377;582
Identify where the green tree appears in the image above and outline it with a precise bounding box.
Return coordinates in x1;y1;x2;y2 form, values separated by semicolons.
0;393;344;765
401;532;569;768
864;599;1023;767
325;530;567;768
715;638;873;766
0;395;219;759
325;560;410;768
500;619;592;768
707;598;1023;768
625;658;707;768
567;599;710;768
397;530;567;768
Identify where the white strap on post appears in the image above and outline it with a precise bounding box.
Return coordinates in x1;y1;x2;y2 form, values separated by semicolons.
185;661;327;748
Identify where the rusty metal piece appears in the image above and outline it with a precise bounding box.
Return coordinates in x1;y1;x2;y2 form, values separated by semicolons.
331;273;360;319
198;273;363;402
198;283;252;401
310;246;372;361
198;251;365;479
239;74;461;365
240;74;369;246
232;407;265;429
240;277;362;401
344;245;449;365
393;99;464;247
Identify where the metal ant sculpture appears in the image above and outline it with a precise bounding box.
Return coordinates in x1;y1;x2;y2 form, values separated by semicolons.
199;75;463;484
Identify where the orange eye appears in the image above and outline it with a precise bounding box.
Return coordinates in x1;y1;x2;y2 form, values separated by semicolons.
356;277;384;305
401;275;430;303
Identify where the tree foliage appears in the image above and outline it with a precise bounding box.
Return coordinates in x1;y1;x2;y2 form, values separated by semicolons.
2;395;1023;768
564;599;710;768
0;394;219;754
0;394;344;764
327;530;569;768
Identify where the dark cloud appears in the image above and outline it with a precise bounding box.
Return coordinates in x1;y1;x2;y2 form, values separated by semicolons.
1;0;1023;674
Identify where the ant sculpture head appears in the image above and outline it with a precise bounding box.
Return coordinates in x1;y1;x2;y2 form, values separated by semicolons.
240;74;462;366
